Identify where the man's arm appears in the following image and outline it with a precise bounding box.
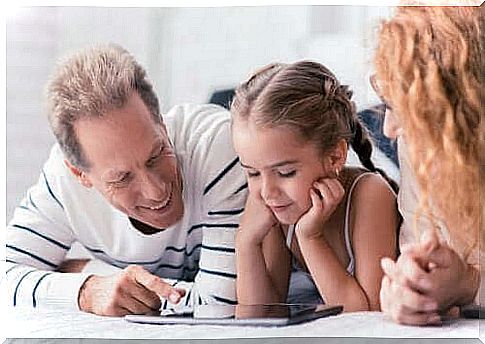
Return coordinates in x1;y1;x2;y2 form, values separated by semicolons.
177;105;248;307
4;155;91;309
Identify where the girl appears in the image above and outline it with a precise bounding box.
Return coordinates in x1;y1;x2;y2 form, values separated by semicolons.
374;6;481;325
231;61;400;311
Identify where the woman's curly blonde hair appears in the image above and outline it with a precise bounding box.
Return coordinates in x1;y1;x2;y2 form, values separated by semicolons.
374;6;482;259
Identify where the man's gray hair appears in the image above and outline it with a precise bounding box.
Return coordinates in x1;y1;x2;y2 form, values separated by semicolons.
46;43;161;170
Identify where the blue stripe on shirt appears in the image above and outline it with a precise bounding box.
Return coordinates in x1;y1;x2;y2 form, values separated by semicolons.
201;244;235;253
11;224;70;250
13;269;37;306
233;182;248;195
188;223;239;235
199;268;236;279
84;243;202;269
208;208;244;216
28;192;39;211
186;243;202;256
32;272;53;307
6;245;57;268
6;264;20;274
42;170;64;209
212;295;237;305
203;157;239;195
185;289;192;306
84;246;161;266
165;243;201;257
156;262;185;270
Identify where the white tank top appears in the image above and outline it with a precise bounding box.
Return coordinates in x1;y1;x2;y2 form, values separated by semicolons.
285;172;395;275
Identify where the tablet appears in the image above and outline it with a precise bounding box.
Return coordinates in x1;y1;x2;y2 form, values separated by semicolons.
125;303;343;326
460;304;485;319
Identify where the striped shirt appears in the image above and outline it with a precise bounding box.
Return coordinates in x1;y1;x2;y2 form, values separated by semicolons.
4;104;248;310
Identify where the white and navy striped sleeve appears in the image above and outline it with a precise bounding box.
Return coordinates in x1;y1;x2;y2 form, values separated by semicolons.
180;105;248;307
3;146;92;309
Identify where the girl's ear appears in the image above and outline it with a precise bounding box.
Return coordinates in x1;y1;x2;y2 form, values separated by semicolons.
325;139;348;173
64;159;93;188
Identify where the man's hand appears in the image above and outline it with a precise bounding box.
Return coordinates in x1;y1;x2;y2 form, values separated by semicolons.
295;178;344;240
380;230;479;325
78;265;186;316
237;192;279;247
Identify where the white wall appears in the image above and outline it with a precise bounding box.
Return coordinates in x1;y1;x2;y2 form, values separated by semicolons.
6;5;393;221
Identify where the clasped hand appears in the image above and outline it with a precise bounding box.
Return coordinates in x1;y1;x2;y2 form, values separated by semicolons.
380;230;476;325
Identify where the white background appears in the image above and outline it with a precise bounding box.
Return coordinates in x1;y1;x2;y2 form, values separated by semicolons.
6;5;393;220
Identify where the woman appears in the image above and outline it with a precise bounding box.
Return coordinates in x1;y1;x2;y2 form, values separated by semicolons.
373;5;481;325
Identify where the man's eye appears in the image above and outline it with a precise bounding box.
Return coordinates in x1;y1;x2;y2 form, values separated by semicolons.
109;174;131;187
278;170;296;178
147;155;161;167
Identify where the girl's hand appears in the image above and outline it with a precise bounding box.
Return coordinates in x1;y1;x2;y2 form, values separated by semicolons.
295;177;345;241
237;192;279;246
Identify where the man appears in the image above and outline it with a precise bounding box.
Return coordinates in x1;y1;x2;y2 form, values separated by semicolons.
4;44;247;316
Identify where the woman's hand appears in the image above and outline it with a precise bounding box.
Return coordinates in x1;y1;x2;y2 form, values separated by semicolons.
237;192;279;246
380;230;479;325
295;177;345;240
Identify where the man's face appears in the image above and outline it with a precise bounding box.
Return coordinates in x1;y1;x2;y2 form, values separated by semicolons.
72;92;184;231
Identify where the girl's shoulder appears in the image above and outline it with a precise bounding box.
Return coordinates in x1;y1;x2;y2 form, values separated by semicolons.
341;166;397;203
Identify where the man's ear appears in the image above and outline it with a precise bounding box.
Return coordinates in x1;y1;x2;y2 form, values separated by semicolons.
325;139;348;173
159;121;167;135
64;159;93;188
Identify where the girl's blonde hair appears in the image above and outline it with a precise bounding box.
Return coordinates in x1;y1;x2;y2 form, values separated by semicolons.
374;6;482;258
232;61;400;187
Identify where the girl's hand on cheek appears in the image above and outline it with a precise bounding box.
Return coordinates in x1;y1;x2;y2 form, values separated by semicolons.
295;178;344;240
237;192;279;246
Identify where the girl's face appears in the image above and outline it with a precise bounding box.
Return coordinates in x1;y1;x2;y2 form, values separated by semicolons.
232;118;334;225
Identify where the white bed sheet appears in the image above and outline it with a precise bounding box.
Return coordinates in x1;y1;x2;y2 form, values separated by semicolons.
4;306;481;340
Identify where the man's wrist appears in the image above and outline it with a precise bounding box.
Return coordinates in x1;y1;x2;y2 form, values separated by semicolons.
78;274;96;312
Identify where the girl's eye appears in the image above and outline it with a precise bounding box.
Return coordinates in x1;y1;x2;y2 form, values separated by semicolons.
278;170;296;178
247;170;260;178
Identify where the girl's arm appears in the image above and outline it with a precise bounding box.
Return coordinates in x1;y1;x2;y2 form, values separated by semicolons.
236;224;291;304
296;174;398;312
236;194;291;304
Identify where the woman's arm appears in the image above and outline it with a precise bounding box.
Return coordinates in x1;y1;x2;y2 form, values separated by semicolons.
380;230;480;325
296;174;398;312
236;194;291;304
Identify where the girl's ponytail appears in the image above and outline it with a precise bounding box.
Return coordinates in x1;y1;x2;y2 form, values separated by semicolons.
350;118;399;194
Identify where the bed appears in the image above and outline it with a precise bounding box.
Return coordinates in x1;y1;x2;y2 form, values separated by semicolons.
4;305;481;340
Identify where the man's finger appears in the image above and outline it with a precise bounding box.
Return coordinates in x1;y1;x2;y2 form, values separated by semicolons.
130;283;163;310
128;266;183;303
122;293;159;315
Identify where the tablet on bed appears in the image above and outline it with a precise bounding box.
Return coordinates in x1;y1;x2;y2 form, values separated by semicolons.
125;303;343;326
